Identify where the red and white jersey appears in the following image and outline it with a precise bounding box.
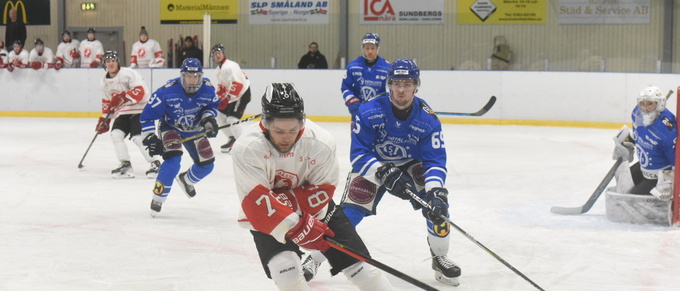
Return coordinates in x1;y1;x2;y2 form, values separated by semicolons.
232;120;339;243
8;49;29;66
79;39;104;68
56;40;81;67
0;48;7;64
100;67;150;118
29;47;55;68
130;39;164;68
215;59;251;103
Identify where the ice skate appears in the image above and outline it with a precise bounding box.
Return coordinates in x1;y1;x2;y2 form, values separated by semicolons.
175;171;196;198
432;253;461;286
221;136;236;153
301;254;321;282
145;160;161;179
150;200;162;217
111;161;134;178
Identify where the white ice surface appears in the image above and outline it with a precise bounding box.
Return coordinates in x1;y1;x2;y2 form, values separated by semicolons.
1;118;679;291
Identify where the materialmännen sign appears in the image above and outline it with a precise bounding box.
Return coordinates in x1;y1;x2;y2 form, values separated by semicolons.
160;0;238;24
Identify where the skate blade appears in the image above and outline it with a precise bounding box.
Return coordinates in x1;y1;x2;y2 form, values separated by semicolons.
112;173;135;179
435;271;460;286
146;172;158;179
150;210;159;218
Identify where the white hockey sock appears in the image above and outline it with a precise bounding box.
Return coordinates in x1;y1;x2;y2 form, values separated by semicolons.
216;113;235;138
131;134;157;163
309;250;327;264
342;261;393;291
111;129;131;162
267;251;310;291
428;234;450;257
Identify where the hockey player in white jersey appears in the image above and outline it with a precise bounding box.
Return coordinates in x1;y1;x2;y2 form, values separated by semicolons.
211;44;252;153
28;39;55;70
6;40;28;72
55;30;80;69
0;41;8;69
97;50;160;178
232;83;393;291
79;27;104;68
129;26;165;68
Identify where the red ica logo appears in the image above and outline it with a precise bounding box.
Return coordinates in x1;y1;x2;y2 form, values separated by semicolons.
363;0;395;20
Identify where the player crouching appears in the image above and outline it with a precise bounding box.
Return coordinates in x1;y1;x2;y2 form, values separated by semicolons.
98;50;160;179
610;86;676;225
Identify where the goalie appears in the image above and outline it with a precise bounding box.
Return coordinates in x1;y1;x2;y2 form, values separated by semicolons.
610;86;676;224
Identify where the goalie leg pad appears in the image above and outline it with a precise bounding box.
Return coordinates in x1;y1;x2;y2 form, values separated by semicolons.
343;261;392;291
605;188;672;226
267;251;310;291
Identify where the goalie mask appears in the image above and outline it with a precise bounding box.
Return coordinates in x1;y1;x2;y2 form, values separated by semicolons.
180;58;203;95
635;86;666;126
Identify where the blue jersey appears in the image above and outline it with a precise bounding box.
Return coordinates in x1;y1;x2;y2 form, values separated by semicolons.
341;56;390;104
140;77;220;135
350;95;447;189
631;107;676;172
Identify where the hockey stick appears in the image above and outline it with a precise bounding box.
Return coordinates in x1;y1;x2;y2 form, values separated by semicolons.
325;237;439;291
406;189;545;291
550;158;623;215
435;96;496;117
217;114;262;130
77;111;114;169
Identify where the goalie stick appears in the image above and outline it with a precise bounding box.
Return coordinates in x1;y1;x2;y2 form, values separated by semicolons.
166;115;263;146
550;158;623;215
406;189;545;291
77;110;115;169
325;237;439;291
435;96;496;117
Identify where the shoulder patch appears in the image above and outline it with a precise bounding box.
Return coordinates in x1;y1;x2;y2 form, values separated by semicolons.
203;79;214;87
163;80;177;89
419;102;439;120
661;116;675;131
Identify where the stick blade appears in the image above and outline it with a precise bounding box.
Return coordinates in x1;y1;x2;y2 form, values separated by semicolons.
550;205;586;215
470;95;497;116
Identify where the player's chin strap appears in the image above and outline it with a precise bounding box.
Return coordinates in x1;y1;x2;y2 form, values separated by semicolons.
405;189;546;291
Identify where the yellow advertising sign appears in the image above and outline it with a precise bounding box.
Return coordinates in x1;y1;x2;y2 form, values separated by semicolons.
3;0;27;24
160;0;238;24
457;0;546;24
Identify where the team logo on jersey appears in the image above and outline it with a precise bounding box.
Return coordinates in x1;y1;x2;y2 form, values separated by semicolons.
153;181;164;195
84;48;92;58
431;221;450;237
661;116;675;130
376;141;408;160
273;169;299;189
138;48;147;57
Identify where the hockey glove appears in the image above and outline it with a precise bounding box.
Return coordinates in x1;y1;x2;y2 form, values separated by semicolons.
651;168;674;201
110;92;128;109
54;62;62;70
143;133;164;156
90;61;100;68
95;117;111;134
30;61;43;70
376;163;412;200
423;188;449;225
612;125;634;161
12;59;24;68
346;97;361;118
6;63;13;72
70;49;80;59
200;116;219;138
286;213;335;251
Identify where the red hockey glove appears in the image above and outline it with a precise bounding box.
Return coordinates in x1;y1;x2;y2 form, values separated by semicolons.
90;61;100;68
6;63;14;72
286;213;335;251
110;92;128;109
70;49;80;59
54;62;62;70
12;59;24;68
95;117;111;134
30;62;43;70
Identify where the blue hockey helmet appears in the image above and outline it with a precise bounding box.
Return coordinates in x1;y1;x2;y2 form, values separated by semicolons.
388;59;420;86
362;33;380;47
180;58;203;94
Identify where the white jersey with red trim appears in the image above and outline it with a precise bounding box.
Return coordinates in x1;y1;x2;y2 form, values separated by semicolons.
0;48;7;64
232;120;339;243
8;49;29;66
130;39;164;68
79;39;104;68
56;40;80;67
99;67;150;118
29;47;55;68
215;59;251;103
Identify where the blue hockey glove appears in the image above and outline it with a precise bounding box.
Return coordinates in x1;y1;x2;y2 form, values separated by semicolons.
346;97;361;118
423;188;449;225
376;163;411;200
143;133;164;156
200;116;218;138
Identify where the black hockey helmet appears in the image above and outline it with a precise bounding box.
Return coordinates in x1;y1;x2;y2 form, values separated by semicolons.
103;50;120;68
261;83;305;123
87;27;96;34
34;38;44;46
211;43;225;54
12;40;23;48
62;30;71;37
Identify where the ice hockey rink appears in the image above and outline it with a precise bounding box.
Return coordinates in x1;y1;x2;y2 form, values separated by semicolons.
1;117;679;291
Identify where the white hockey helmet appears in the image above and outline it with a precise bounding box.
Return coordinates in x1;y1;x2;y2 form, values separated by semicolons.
636;86;666;126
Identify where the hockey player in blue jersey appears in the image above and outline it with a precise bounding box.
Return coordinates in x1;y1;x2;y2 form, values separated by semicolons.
303;59;461;286
613;86;676;200
340;33;391;119
139;58;221;216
